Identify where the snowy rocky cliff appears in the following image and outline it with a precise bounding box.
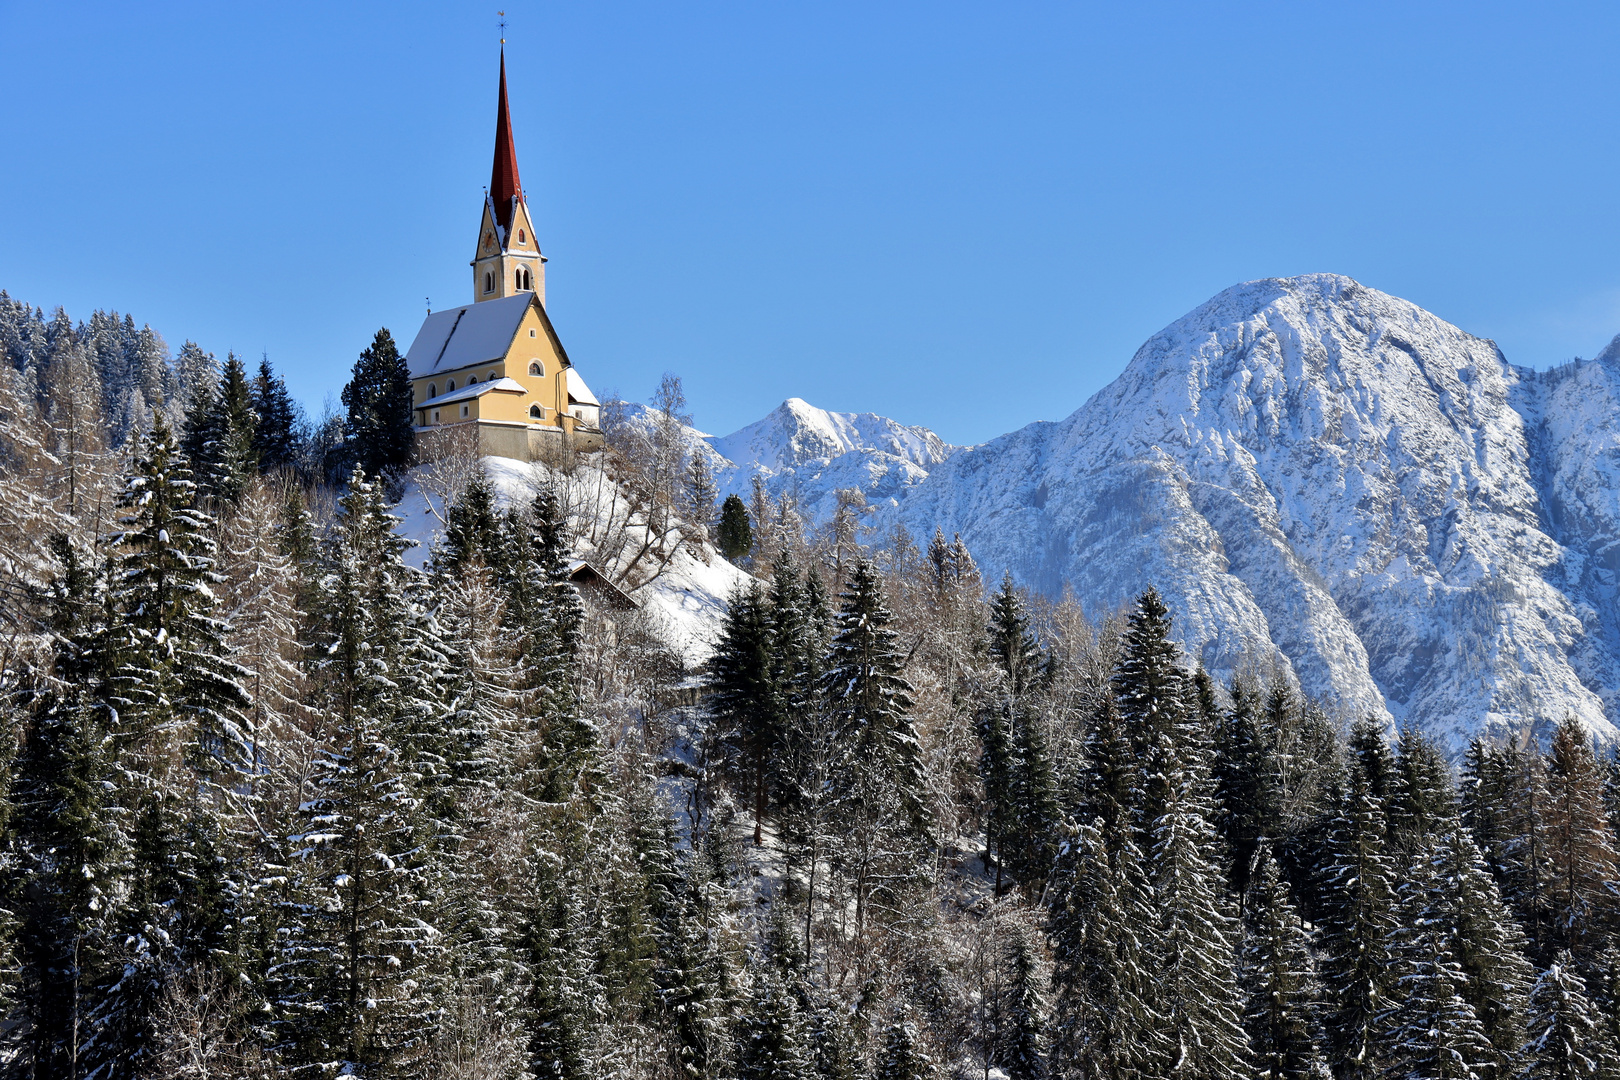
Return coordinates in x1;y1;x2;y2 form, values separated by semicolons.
883;274;1620;751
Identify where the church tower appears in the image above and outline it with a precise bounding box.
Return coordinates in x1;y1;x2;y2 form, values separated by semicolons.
472;50;545;304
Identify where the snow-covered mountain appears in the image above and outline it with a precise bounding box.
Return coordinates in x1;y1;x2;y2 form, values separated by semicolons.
610;396;957;523
880;274;1620;751
601;274;1620;748
706;397;956;521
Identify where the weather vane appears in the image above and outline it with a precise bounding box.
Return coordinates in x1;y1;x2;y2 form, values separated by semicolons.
499;10;506;44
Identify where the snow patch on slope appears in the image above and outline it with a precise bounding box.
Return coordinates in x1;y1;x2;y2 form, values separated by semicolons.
394;455;753;667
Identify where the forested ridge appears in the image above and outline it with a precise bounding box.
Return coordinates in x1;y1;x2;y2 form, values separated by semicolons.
3;291;1620;1079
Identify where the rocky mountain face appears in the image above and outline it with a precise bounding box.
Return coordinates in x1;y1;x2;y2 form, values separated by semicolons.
696;275;1620;751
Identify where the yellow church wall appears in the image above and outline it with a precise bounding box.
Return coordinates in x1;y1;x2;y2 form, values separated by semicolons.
411;303;571;428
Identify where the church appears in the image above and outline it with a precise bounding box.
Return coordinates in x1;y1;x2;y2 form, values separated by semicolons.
405;51;603;461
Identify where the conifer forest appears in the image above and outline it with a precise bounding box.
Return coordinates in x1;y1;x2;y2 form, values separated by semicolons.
8;290;1620;1080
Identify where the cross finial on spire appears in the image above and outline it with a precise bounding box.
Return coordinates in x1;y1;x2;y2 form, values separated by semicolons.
498;10;506;44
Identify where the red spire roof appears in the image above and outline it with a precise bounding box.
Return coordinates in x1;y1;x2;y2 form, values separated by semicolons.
489;48;523;234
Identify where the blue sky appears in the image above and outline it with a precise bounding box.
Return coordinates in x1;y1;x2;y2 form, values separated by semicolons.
3;1;1620;445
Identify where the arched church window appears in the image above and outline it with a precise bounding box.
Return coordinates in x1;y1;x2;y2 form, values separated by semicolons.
518;229;526;243
530;404;542;419
468;375;478;385
428;383;437;398
484;272;493;293
528;361;543;376
446;379;455;391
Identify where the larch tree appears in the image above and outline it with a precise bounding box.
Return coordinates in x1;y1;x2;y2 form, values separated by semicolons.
1542;717;1620;955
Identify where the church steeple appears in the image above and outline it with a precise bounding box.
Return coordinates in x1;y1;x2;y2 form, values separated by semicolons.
490;49;522;233
472;48;545;304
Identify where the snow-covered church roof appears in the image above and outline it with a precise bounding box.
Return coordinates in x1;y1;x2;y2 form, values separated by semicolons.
566;367;599;407
405;293;571;379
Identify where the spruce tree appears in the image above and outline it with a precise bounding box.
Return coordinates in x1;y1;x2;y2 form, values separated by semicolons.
979;700;1017;896
734;970;811;1080
194;351;258;504
7;630;123;1077
1467;737;1557;959
1317;770;1398;1079
1437;824;1535;1079
106;418;251;786
708;582;780;844
1386;724;1454;860
503;489;589;803
820;559;926;832
656;851;736;1080
1142;716;1250;1079
437;472;501;573
270;469;443;1074
1010;702;1060;887
1047;819;1156;1080
873;1019;935;1080
988;573;1043;698
173;340;218;424
1347;718;1397;807
1383;837;1497;1080
998;932;1049;1080
1111;587;1186;807
341;327;415;480
1215;676;1276;899
717;494;752;562
1521;951;1611;1079
1240;847;1328;1080
251;353;302;475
